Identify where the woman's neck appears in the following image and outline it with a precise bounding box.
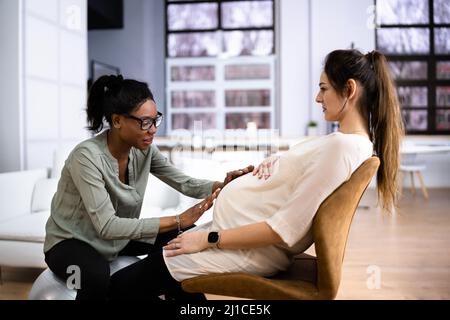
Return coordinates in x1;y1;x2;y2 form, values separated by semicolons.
107;129;130;161
338;108;369;138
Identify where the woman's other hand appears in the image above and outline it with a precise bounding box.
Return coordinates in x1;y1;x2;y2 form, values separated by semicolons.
163;231;208;257
211;165;254;193
252;156;280;180
179;188;220;227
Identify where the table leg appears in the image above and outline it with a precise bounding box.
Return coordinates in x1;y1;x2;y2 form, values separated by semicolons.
416;171;429;200
410;171;415;195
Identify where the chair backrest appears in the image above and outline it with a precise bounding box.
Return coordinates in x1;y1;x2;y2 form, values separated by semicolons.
313;156;380;299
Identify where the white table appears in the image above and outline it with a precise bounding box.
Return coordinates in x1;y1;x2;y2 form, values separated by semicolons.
401;144;450;155
400;143;450;199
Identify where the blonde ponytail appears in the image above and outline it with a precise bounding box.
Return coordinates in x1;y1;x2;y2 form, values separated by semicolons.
370;51;405;212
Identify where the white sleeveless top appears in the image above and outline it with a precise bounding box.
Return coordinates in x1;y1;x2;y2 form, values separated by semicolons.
164;132;373;281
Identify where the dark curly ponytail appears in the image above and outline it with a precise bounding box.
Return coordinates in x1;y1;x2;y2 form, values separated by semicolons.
86;75;154;133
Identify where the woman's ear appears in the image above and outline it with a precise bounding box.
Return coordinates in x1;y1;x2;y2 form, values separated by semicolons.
111;114;122;129
346;79;358;100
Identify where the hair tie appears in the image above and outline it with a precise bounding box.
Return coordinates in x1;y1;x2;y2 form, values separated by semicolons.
366;51;375;70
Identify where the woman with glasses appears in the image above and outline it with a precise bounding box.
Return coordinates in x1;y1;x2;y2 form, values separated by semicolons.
43;75;252;300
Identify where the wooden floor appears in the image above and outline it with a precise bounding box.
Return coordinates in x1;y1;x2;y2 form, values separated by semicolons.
1;188;449;300
335;188;450;300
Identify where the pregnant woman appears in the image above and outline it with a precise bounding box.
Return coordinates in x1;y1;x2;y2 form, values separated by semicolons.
109;49;404;300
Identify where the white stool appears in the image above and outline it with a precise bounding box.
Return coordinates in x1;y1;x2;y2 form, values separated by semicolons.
399;163;429;199
28;256;140;300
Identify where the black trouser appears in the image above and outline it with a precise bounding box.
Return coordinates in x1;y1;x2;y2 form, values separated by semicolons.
44;229;205;300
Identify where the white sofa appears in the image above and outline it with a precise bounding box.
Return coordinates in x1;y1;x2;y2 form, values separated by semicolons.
0;169;53;269
0;147;265;276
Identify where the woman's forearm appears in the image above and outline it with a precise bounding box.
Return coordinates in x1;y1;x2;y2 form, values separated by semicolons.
217;222;283;250
159;216;177;233
163;221;285;257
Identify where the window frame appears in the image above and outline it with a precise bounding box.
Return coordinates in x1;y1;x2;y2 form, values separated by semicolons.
164;0;276;134
165;0;276;58
375;0;450;135
166;56;276;133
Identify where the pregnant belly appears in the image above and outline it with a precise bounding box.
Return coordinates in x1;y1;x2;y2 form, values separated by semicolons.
212;171;291;229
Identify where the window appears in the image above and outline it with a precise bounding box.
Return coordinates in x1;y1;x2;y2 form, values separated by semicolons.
165;0;276;133
376;0;450;134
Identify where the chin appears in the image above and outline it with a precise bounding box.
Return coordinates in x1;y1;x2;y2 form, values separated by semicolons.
143;144;152;150
136;143;152;150
324;114;337;122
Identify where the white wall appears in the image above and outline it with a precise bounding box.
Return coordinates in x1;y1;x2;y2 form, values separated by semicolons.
310;0;375;134
0;0;23;172
24;0;89;170
88;0;166;132
0;0;89;173
279;0;375;137
279;0;310;137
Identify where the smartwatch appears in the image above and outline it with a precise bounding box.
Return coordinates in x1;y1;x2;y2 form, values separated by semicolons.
207;231;220;248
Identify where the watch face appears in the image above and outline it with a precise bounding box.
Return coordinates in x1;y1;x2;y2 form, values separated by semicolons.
208;232;219;243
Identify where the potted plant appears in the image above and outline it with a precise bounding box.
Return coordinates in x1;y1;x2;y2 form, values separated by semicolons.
306;120;318;136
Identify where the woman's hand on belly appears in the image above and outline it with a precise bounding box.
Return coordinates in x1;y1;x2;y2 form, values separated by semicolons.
221;165;255;188
163;231;208;257
253;156;280;180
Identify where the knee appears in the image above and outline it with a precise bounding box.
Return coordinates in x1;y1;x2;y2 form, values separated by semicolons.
108;270;134;300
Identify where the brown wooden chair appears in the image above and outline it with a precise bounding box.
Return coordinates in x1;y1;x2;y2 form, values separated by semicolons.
182;156;380;300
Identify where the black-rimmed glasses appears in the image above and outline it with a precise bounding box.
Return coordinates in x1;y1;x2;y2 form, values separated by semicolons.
124;112;163;130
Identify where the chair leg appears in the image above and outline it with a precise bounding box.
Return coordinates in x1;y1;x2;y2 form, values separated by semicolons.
410;172;415;195
416;171;429;200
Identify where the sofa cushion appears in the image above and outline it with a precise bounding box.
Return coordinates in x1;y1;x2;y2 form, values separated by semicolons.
0;206;164;244
31;178;59;213
0;241;47;268
0;210;49;243
0;169;48;222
